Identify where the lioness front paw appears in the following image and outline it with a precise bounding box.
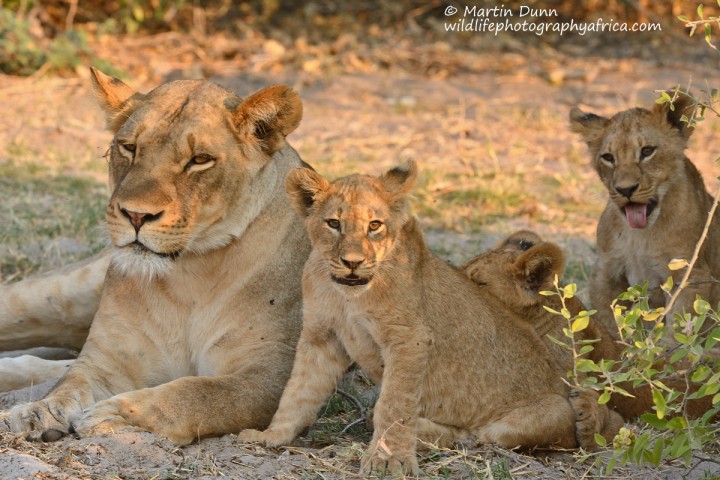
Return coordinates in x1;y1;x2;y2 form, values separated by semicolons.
361;444;419;477
569;388;603;450
4;397;80;441
238;428;294;447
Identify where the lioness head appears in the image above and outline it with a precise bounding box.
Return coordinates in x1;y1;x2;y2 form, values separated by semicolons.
89;68;302;280
569;90;696;229
285;161;417;292
462;230;564;309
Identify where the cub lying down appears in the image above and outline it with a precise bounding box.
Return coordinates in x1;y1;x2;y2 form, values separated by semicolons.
239;162;620;475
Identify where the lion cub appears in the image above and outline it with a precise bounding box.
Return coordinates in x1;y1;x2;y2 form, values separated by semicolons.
570;92;720;336
240;162;593;475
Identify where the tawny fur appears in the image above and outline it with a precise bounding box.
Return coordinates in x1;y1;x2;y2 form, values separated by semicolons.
463;231;714;425
239;163;587;476
0;69;310;444
570;92;720;339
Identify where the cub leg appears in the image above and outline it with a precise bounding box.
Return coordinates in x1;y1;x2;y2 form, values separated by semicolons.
569;388;624;450
361;326;430;477
415;417;470;449
589;261;628;341
474;393;578;449
0;250;111;351
238;327;351;446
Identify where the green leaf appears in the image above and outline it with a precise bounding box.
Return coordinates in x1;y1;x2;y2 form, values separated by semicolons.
594;433;607;447
694;297;711;315
546;335;569;348
598;391;611;404
673;332;690;344
571;316;590;332
691;365;710;382
539;290;555;297
677;14;689;22
713;392;720;405
641;413;667;429
543;306;560;315
661;276;674;293
563;284;577;298
653;389;667;419
698;3;704;19
666;417;687;430
561;308;571;319
578;344;595;356
705;24;714;47
668;258;688;270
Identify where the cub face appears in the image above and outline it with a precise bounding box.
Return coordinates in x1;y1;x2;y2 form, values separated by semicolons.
90;68;302;279
285;161;417;292
569;91;696;229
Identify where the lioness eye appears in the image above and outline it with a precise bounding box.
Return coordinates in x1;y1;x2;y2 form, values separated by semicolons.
640;146;656;159
185;154;215;171
120;143;136;154
600;153;615;164
326;219;341;230
368;220;383;232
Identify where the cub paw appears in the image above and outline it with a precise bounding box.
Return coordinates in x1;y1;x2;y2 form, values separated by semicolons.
569;388;607;450
361;444;419;477
238;428;293;447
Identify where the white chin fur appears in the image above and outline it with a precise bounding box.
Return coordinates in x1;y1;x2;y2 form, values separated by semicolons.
111;248;175;282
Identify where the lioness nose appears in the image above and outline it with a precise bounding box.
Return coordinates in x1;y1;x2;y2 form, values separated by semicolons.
120;208;162;232
615;184;639;198
341;257;364;270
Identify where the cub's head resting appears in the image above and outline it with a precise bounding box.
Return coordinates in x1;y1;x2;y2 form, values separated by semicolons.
285;161;417;292
89;68;302;280
569;89;696;229
462;230;565;309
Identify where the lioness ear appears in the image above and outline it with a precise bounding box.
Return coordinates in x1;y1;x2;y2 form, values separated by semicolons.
513;243;565;293
233;85;303;156
380;160;418;196
653;89;696;140
89;67;145;132
569;107;609;149
285;167;330;218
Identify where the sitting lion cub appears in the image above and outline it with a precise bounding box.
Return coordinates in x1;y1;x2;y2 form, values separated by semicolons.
570;91;720;335
240;162;608;475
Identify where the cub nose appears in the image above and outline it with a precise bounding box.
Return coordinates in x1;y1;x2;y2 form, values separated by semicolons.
341;257;364;270
615;184;639;198
120;207;162;232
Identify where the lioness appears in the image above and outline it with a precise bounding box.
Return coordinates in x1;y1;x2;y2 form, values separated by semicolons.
570;92;720;335
239;162;614;475
1;69;310;443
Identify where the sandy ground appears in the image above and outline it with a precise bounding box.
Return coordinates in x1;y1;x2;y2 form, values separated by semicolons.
1;23;720;480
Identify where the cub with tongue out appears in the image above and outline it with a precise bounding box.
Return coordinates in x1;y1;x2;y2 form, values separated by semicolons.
570;90;720;339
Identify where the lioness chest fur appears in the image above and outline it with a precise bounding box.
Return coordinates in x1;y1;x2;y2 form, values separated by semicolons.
570;92;720;336
240;162;589;475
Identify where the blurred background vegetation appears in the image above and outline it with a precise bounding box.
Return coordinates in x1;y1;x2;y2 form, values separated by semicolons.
0;0;716;77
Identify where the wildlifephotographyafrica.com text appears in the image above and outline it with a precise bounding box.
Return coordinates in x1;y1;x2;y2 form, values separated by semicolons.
443;4;662;36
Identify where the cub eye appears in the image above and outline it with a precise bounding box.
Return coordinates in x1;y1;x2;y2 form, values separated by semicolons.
640;146;656;159
600;153;615;164
326;219;341;230
368;220;383;232
185;154;215;171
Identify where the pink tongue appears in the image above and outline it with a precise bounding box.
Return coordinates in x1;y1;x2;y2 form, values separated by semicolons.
625;203;648;228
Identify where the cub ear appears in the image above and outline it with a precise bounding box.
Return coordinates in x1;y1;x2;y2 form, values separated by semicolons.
89;67;144;132
653;88;696;140
285;167;330;218
513;243;565;293
496;230;543;251
569;107;609;149
379;160;418;196
232;85;303;156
